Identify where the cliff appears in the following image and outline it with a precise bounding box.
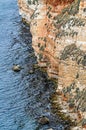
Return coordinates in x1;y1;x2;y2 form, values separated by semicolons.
18;0;86;129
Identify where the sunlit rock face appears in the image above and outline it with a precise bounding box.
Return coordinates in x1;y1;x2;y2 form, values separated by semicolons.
18;0;86;129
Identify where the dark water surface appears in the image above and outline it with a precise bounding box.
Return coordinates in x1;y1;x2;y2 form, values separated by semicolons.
0;0;70;130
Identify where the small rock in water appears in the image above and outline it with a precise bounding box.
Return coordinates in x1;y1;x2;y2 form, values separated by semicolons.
38;116;49;125
12;65;21;72
28;70;34;74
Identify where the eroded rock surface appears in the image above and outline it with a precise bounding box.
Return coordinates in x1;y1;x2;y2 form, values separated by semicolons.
18;0;86;129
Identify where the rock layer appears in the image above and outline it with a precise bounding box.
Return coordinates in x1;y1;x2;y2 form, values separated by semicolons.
18;0;86;129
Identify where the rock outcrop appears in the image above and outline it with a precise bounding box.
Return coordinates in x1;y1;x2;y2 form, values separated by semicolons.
18;0;86;129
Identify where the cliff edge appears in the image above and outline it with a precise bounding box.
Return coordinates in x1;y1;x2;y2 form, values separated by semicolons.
18;0;86;129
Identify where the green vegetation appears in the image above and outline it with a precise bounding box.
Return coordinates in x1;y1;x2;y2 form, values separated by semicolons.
53;0;86;39
38;53;43;61
28;0;38;5
60;44;86;67
62;0;81;15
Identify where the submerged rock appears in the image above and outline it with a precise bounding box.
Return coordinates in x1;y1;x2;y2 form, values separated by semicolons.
28;70;34;74
47;128;53;130
38;116;49;125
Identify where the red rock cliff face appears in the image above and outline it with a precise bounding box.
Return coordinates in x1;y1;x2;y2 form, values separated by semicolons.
47;0;74;6
18;0;86;129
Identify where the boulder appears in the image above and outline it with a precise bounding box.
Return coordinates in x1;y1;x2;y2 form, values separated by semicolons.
12;65;21;72
38;116;49;125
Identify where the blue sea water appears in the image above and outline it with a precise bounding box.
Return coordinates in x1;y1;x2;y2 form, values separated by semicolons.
0;0;36;129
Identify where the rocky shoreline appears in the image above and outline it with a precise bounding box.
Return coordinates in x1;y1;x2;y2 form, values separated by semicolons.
17;0;86;129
